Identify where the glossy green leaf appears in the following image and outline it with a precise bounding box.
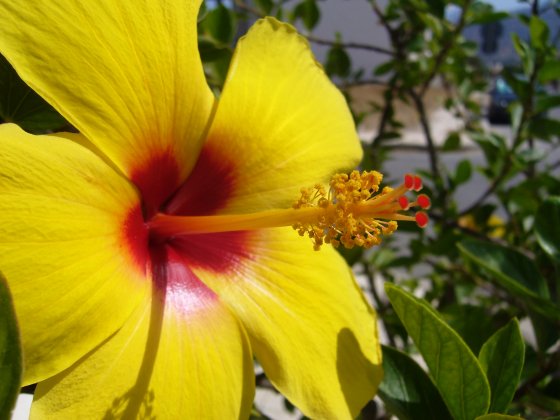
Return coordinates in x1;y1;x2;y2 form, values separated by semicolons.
378;345;452;420
0;55;66;132
442;304;500;354
535;197;560;263
478;319;525;413
385;284;490;420
458;239;560;321
0;273;22;419
458;238;550;300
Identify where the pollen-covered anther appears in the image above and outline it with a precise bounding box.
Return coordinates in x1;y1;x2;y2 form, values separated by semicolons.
291;170;430;250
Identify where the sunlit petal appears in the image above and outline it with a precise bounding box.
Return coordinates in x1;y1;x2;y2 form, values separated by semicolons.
167;18;362;216
196;228;382;419
0;124;149;384
0;0;214;208
31;246;254;419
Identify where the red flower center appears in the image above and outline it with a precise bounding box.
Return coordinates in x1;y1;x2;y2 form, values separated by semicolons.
123;146;253;287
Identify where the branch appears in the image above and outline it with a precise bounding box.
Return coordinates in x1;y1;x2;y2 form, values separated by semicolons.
305;34;394;55
363;261;397;348
514;351;560;401
371;0;402;53
233;0;264;17
338;78;386;88
408;88;442;182
419;0;473;96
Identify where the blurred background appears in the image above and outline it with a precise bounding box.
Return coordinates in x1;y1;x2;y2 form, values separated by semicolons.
199;1;560;418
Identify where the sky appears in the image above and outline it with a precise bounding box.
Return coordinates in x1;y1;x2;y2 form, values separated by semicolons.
483;0;535;11
205;0;233;8
446;0;554;22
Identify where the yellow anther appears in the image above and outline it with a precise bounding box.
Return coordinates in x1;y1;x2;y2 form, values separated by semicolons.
290;170;424;250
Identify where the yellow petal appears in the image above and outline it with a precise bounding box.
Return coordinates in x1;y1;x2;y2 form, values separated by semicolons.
0;0;214;208
31;245;254;419
172;18;361;215
0;124;149;385
196;228;382;419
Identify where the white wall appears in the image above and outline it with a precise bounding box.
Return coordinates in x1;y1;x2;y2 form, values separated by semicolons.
308;0;390;75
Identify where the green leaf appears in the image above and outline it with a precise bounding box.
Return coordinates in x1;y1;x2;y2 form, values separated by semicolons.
527;118;560;141
255;0;274;15
442;132;461;151
0;55;67;132
292;0;320;31
535;197;560;263
478;319;525;413
458;238;549;299
510;102;523;137
539;59;560;84
425;0;445;18
511;34;534;75
325;46;351;78
467;2;509;25
476;414;525;420
374;60;395;76
198;37;232;63
442;304;501;354
379;345;452;420
516;148;546;165
0;273;22;419
470;11;509;25
529;310;560;353
535;95;560;114
458;239;560;320
202;4;234;45
385;284;491;420
529;15;549;51
453;159;472;186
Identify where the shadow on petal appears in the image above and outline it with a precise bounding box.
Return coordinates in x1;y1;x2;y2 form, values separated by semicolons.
337;327;383;417
103;250;169;419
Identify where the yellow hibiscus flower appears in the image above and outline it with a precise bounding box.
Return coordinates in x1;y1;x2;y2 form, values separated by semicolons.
0;1;428;418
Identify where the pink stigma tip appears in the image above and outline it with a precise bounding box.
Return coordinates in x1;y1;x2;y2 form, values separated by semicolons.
398;196;410;210
417;194;431;209
404;174;414;190
413;176;423;191
415;212;429;228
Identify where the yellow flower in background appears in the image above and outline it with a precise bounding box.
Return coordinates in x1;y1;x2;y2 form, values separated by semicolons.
0;0;426;418
458;214;505;238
